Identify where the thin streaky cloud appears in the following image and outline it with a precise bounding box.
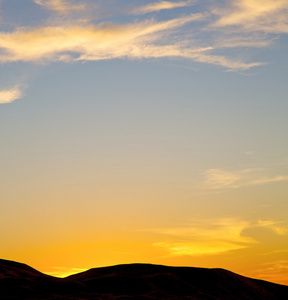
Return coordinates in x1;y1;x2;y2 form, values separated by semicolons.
34;0;88;14
0;85;24;104
202;168;288;190
154;240;249;256
250;261;288;285
213;0;288;33
249;176;288;185
213;35;273;49
203;169;247;190
131;0;193;15
184;52;263;71
256;220;288;236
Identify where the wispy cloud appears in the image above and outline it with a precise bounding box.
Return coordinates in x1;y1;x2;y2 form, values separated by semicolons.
0;14;198;62
247;260;288;285
152;219;288;257
34;0;88;14
0;13;263;70
1;1;286;70
0;85;24;104
153;219;256;256
183;52;263;70
202;168;288;190
213;0;288;33
256;220;288;236
213;35;273;49
131;0;193;15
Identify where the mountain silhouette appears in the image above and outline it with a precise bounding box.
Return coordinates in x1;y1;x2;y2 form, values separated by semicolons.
1;258;288;299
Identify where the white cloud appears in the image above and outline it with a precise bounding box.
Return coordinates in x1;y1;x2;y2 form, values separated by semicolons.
0;85;24;104
202;168;288;190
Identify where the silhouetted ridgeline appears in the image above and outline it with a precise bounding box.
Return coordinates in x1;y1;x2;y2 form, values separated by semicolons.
1;258;288;299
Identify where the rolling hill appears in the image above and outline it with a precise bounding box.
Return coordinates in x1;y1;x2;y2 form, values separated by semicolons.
1;258;288;299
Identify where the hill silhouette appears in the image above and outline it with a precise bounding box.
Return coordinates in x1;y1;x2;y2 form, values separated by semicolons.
1;258;288;299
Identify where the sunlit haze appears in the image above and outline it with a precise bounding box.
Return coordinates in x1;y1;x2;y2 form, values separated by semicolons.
1;0;288;285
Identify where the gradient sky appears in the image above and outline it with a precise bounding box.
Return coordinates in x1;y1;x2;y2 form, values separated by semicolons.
1;0;288;284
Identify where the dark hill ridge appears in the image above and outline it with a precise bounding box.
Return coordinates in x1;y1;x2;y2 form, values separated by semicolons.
1;259;288;299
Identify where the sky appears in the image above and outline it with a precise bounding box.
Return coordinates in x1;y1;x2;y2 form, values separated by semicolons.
1;0;288;285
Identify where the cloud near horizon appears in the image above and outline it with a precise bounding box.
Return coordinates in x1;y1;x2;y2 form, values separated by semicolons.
46;266;88;277
153;219;254;256
0;85;24;104
153;219;288;257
